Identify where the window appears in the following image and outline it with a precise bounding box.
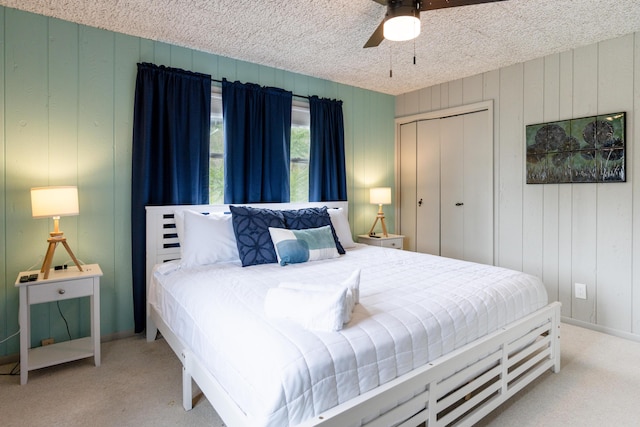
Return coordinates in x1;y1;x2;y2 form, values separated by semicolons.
290;102;311;203
209;91;224;203
209;91;310;203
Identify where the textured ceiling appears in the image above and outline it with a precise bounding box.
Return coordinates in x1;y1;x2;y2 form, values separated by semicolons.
2;0;640;95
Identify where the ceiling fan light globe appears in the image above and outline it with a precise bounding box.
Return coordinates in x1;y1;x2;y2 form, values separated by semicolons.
383;16;421;42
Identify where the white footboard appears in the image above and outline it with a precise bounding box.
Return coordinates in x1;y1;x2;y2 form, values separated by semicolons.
297;301;561;427
150;300;560;427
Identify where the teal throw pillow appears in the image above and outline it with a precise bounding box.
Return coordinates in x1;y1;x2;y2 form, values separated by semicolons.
269;225;340;266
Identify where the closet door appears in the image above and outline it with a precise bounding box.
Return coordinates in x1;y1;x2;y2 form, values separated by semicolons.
416;119;440;255
461;110;493;265
439;115;465;260
398;107;493;265
399;122;417;252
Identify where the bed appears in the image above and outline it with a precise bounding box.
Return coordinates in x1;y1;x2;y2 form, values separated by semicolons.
145;201;561;427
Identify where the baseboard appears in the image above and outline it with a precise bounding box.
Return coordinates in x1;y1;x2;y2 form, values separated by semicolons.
561;317;640;343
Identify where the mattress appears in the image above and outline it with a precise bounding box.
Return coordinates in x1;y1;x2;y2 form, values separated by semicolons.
149;244;548;427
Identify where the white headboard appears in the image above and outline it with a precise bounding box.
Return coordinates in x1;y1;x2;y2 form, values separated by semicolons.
145;202;349;294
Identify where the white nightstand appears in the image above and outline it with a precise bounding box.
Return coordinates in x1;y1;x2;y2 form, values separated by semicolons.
358;234;404;250
15;264;102;385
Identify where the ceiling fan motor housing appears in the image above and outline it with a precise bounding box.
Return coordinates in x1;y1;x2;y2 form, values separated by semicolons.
386;0;421;21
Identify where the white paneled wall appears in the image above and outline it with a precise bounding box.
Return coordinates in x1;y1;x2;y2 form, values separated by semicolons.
396;33;640;340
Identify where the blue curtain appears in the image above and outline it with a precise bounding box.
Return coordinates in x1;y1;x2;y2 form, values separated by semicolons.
131;63;211;333
309;96;347;201
222;79;292;203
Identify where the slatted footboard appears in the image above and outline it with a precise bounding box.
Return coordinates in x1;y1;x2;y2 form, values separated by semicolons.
297;301;561;427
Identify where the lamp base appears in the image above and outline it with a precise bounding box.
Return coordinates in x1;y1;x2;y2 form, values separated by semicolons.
368;213;389;238
40;234;83;279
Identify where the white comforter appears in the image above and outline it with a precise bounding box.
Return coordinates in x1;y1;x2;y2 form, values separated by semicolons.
149;245;548;426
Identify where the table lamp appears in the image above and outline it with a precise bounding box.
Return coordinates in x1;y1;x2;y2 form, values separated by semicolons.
368;187;391;237
31;186;83;279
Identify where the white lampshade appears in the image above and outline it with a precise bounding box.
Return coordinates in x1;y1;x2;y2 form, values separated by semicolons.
31;186;79;218
384;15;421;42
370;187;392;205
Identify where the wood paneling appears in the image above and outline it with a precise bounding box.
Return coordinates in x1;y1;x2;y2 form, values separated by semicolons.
570;44;598;323
634;32;640;336
595;35;633;331
522;58;544;279
542;54;560;304
557;50;574;318
0;6;6;356
0;6;395;357
397;33;640;340
498;63;524;272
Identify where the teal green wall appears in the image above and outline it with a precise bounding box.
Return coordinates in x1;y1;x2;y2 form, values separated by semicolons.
0;6;395;357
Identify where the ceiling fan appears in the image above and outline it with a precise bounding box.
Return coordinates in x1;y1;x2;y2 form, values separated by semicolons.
364;0;507;48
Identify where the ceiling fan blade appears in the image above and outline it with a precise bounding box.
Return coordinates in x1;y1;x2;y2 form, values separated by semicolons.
420;0;507;11
370;0;387;4
364;20;385;48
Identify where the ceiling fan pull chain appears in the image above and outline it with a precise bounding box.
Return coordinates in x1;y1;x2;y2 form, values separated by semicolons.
390;47;393;78
414;40;416;65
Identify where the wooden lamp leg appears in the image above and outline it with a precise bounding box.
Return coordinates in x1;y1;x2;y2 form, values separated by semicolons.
380;216;388;237
40;237;83;279
368;216;380;236
40;241;58;278
368;203;389;237
61;240;83;272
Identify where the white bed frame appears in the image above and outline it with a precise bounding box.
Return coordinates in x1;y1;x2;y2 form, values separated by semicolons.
146;202;561;427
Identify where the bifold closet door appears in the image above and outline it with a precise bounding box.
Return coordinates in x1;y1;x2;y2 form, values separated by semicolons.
399;120;440;254
399;109;492;265
460;110;492;265
416;119;440;255
439;111;492;265
399;122;418;252
439;115;465;260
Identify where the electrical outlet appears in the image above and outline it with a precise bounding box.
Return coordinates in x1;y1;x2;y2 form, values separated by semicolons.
575;283;587;300
41;338;54;346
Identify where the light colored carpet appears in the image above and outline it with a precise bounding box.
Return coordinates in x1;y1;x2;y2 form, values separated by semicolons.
0;335;223;427
1;322;639;426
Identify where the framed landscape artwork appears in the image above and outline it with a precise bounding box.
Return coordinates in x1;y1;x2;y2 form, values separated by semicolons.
526;112;626;184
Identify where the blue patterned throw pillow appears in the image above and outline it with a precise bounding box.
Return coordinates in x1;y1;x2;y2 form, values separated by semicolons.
269;225;340;266
282;206;345;254
230;205;286;267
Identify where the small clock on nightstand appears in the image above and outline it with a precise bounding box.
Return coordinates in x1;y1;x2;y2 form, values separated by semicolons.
358;234;404;250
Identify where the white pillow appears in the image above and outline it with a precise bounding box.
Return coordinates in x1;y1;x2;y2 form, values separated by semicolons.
178;210;239;268
328;208;356;248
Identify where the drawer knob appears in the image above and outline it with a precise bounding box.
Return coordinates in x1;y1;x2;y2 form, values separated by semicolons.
58;289;66;295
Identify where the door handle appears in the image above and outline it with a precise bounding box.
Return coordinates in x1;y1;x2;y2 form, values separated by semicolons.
455;202;464;206
418;198;423;207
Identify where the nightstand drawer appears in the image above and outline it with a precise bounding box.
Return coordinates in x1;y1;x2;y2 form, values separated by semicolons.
28;278;94;304
381;238;403;249
358;234;404;250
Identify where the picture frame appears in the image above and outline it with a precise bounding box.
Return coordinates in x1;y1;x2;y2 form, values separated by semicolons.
526;112;626;184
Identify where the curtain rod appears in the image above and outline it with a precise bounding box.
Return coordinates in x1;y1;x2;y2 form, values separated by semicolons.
211;77;310;100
